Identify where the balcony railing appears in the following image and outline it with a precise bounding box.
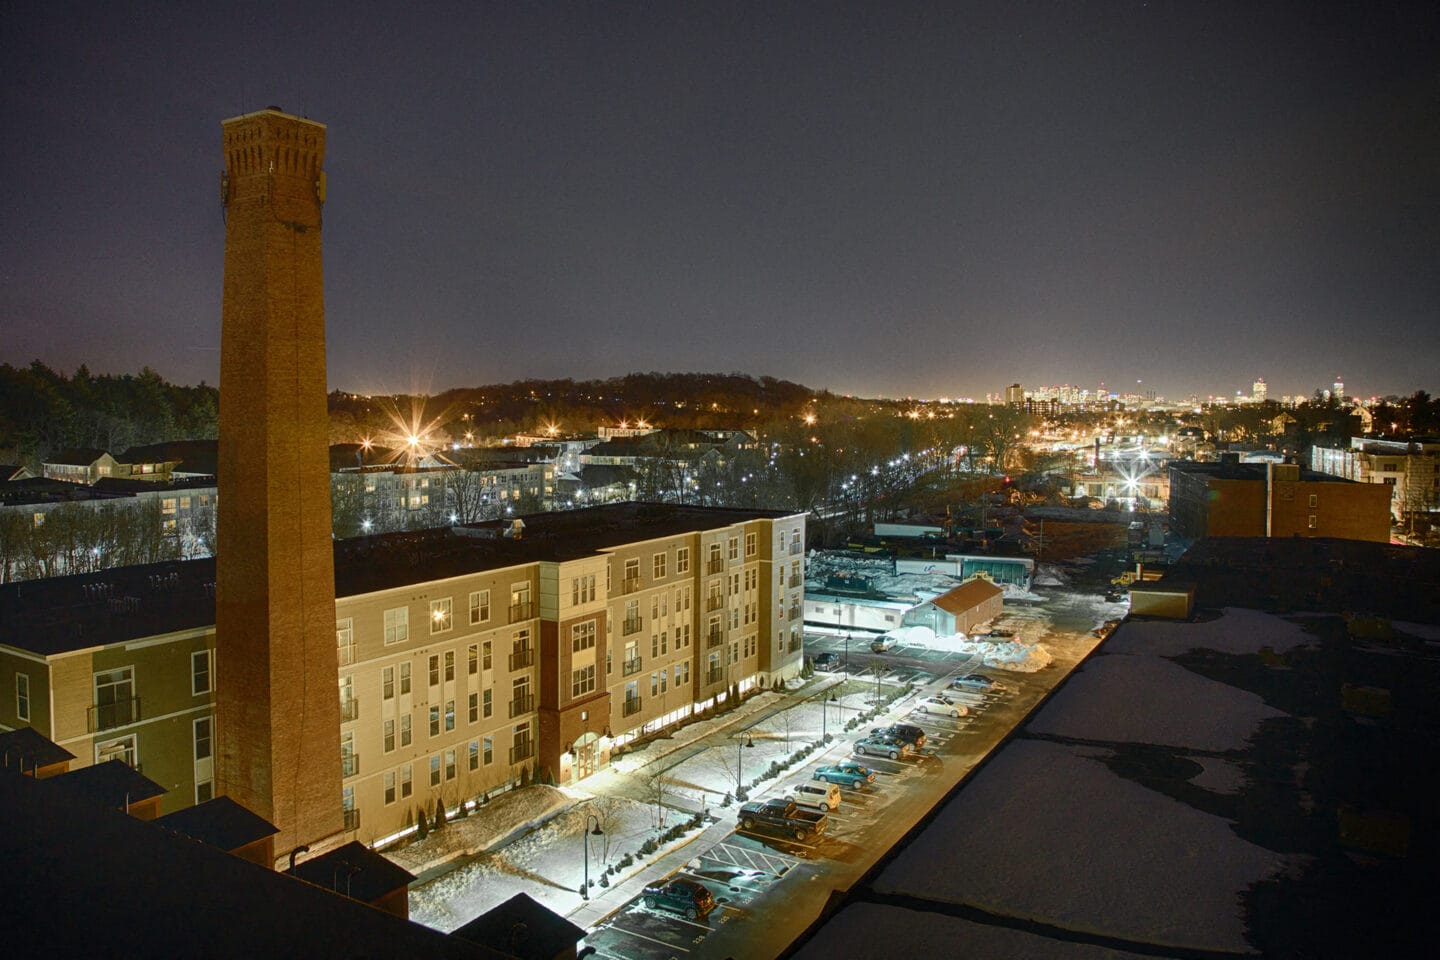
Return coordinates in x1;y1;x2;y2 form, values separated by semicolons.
343;808;361;831
342;753;359;778
622;696;643;717
508;694;535;718
621;576;643;595
789;574;803;588
788;603;802;620
705;595;724;612
621;656;643;677
510;740;535;764
789;637;803;653
509;601;535;623
706;629;724;648
337;643;357;666
88;697;140;733
340;698;359;723
705;667;725;686
706;559;725;575
509;648;534;671
789;542;803;555
621;616;643;636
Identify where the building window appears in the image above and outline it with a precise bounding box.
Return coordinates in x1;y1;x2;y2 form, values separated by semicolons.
401;764;413;798
383;666;395;700
676;547;690;573
571;664;596;697
444;650;455;682
16;673;30;722
468;643;479;675
196;778;213;804
469;691;479;723
483;736;493;765
572;619;597;652
745;532;756;557
93;667;136;731
572;574;596;605
428;655;440;688
470;590;491;624
384;771;396;805
193;716;212;762
384;719;395;753
483;641;493;670
469;740;480;771
483;689;493;718
430;597;453;633
400;714;412;747
429;705;441;737
1308;515;1318;530
653;552;668;580
1309;494;1318;508
384;607;409;645
445;749;457;780
399;662;412;695
96;734;136;768
445;699;455;731
430;755;441;786
728;536;739;560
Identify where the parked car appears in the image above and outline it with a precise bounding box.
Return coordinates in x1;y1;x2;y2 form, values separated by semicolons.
643;877;716;919
854;733;912;760
790;781;843;811
949;673;1002;692
915;694;967;717
812;651;841;670
738;798;829;840
813;761;876;789
870;636;895;653
872;723;927;750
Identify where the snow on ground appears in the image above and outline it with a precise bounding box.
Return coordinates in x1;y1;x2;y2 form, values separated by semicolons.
607;690;785;776
385;785;575;876
874;739;1294;954
409;792;697;932
1029;652;1287;752
793;903;1157;960
1105;607;1315;658
1188;756;1246;795
886;624;1054;673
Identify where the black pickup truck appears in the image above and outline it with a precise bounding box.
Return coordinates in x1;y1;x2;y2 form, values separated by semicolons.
738;798;829;840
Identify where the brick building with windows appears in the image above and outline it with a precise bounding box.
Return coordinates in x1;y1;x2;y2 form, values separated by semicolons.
1168;459;1392;542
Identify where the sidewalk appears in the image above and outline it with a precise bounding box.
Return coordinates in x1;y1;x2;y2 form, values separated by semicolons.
565;816;734;929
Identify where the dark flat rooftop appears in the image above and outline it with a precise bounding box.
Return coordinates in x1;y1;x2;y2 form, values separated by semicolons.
154;795;278;852
286;840;417;904
452;892;585;960
39;759;166;808
0;726;75;773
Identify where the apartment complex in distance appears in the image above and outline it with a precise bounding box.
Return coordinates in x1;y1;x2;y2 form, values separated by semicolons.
0;503;806;846
1168;458;1392;542
1310;437;1439;523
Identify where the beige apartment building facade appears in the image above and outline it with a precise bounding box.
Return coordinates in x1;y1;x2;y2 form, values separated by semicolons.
1;504;805;847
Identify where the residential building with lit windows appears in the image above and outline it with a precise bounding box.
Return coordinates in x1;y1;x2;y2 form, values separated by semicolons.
0;502;805;845
1310;437;1439;523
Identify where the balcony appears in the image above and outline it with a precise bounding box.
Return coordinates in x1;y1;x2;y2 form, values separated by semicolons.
706;559;724;575
343;808;361;832
788;574;803;588
789;637;803;653
622;696;643;717
621;576;643;595
342;753;359;778
337;642;357;667
508;601;535;623
788;603;802;620
509;648;534;671
706;629;724;649
705;667;724;686
509;740;535;764
88;697;140;733
789;542;803;555
621;656;643;677
621;615;643;636
339;698;360;723
508;694;535;718
704;595;724;612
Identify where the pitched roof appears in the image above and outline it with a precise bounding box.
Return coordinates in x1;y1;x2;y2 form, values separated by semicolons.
0;726;75;773
39;759;166;808
451;892;586;960
119;439;219;475
154;796;278;852
43;448;110;466
285;840;417;904
929;578;1003;615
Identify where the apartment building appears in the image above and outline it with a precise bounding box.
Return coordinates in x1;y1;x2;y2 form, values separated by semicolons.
1311;438;1439;522
0;503;805;846
1168;459;1392;542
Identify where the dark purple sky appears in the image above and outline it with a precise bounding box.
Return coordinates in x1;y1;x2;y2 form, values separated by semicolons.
3;1;1436;401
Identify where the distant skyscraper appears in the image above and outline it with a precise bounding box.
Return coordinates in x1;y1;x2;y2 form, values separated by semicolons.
1005;383;1024;406
215;108;342;856
1252;378;1268;403
1333;377;1345;402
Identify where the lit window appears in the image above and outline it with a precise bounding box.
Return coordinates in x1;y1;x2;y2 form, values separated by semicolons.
430;597;453;633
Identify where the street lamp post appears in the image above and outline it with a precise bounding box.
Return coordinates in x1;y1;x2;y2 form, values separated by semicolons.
737;734;754;795
844;632;850;675
822;693;838;740
581;814;604;900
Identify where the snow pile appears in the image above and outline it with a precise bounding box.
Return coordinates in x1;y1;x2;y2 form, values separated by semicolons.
608;689;784;775
1032;564;1068;587
385;785;574;876
890;625;1053;673
875;739;1294;954
1030;653;1287;753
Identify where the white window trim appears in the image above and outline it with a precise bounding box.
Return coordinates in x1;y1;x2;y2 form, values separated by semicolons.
190;650;212;696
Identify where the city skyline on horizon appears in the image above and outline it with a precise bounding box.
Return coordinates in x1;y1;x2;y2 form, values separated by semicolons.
4;3;1437;403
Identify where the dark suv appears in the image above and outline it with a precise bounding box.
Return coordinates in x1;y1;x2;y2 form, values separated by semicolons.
872;723;926;750
643;877;716;920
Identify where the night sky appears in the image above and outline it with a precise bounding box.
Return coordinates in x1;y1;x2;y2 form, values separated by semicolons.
3;1;1436;401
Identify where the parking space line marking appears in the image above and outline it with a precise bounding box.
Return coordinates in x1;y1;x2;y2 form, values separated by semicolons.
643;902;716;931
605;922;693;952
